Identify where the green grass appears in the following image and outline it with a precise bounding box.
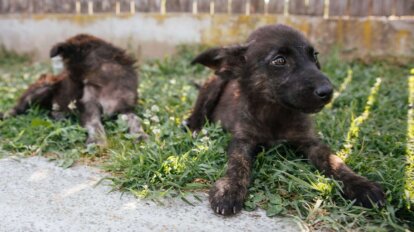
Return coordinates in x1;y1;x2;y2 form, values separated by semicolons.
0;47;413;231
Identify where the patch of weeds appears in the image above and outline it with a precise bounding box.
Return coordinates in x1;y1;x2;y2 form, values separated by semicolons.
0;46;30;67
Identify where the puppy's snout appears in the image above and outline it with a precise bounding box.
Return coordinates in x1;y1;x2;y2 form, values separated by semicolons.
314;85;333;100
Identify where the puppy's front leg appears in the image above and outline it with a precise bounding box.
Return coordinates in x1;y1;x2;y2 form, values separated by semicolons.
293;139;385;208
80;86;106;146
209;139;257;216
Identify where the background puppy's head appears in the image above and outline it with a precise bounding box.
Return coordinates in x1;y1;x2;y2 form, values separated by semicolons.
192;24;333;114
50;34;134;73
50;34;103;61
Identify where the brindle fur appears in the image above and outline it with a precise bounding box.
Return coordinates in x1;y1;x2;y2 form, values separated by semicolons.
186;25;385;216
2;34;147;145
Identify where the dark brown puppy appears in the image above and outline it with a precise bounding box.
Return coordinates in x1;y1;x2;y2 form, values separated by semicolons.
185;24;385;216
3;34;147;145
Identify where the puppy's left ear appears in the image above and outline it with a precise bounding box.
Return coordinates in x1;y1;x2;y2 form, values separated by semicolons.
50;42;71;58
191;43;250;79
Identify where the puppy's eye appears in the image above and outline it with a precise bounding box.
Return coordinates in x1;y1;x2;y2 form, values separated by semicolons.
271;56;286;66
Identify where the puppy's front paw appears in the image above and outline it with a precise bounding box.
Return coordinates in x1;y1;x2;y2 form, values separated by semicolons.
209;177;247;216
343;178;385;208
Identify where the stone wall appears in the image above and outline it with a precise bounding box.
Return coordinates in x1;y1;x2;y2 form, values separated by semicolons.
0;14;412;62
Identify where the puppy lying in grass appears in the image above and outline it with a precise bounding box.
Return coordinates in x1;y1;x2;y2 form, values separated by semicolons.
185;24;385;216
1;34;147;146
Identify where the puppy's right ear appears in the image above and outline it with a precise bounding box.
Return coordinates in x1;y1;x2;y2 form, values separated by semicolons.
50;42;69;58
191;44;249;80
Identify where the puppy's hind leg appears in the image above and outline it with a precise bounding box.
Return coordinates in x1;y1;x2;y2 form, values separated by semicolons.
184;76;227;132
119;112;148;142
6;83;55;118
3;74;63;119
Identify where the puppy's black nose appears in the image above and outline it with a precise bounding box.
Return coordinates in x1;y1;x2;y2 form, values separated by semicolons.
314;85;333;99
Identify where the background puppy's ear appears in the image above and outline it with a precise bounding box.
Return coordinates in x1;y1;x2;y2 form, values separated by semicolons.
191;44;249;80
50;42;69;58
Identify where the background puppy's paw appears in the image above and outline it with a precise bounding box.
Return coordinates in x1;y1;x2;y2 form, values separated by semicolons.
86;136;107;148
135;132;149;142
209;177;246;216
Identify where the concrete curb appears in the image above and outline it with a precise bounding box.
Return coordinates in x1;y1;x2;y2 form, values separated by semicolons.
0;156;305;232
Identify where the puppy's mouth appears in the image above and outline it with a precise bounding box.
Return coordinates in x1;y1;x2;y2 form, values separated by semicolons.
281;99;326;114
301;105;325;114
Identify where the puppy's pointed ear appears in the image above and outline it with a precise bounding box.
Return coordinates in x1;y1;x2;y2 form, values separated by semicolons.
191;47;222;69
50;42;70;58
191;43;250;79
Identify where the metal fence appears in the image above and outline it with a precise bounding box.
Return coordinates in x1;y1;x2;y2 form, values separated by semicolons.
0;0;413;17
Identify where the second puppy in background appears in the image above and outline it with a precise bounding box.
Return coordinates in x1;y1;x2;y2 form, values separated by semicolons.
2;34;148;146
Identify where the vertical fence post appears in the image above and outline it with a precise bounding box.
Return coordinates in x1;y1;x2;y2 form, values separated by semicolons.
345;0;350;18
75;1;81;14
115;1;120;15
391;0;397;16
29;0;34;14
304;0;309;14
88;1;93;15
210;0;215;15
284;0;289;16
160;0;166;15
264;0;269;15
130;1;135;14
368;0;373;17
245;0;250;15
323;0;329;19
192;0;198;15
228;0;232;14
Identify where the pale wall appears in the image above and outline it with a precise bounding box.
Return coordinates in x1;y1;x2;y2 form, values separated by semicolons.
0;14;413;62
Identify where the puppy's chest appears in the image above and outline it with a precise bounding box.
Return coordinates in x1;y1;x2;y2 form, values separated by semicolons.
239;114;310;143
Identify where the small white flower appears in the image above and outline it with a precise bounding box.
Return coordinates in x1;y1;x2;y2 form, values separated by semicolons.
151;105;160;112
143;110;151;118
120;114;128;121
201;129;208;135
153;128;161;135
52;103;60;111
150;115;160;123
68;100;77;110
169;79;176;85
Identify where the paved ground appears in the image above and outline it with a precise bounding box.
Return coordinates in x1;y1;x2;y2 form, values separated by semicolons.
0;156;305;232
